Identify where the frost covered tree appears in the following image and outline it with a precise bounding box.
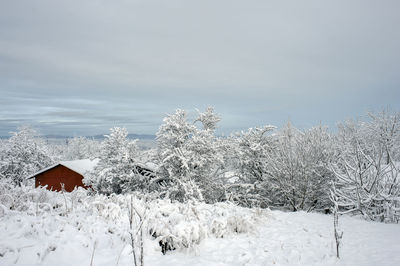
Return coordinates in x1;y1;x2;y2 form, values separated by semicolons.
228;125;275;207
188;108;225;203
0;140;10;181
155;108;227;203
301;125;335;210
331;111;400;222
237;126;275;184
63;136;100;160
227;122;334;210
155;109;202;202
194;106;221;132
84;127;144;194
266;123;334;211
0;126;53;186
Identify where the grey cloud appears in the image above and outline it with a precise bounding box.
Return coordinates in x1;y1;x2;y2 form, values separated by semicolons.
0;0;399;136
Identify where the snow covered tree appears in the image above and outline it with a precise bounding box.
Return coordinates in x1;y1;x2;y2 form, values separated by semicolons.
331;111;400;222
0;126;53;186
187;108;225;203
155;109;202;202
155;107;228;203
227;125;275;207
266;123;334;211
63;136;100;160
0;140;10;181
237;126;275;184
194;106;221;132
84;127;144;195
301;125;335;210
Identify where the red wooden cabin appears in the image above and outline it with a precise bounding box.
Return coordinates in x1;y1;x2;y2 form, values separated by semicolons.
27;159;98;192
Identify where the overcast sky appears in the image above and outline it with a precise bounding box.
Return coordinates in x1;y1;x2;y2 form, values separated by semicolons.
1;0;399;136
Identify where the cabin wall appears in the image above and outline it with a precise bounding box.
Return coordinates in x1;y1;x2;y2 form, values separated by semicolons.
35;165;88;192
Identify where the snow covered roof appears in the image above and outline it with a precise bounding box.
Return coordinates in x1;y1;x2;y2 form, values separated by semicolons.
27;159;99;179
137;162;158;172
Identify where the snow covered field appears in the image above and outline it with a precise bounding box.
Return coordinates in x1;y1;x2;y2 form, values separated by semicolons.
149;211;400;266
1;186;399;266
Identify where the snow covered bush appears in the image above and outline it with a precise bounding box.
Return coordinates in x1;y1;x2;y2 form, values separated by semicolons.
148;200;207;253
147;199;265;254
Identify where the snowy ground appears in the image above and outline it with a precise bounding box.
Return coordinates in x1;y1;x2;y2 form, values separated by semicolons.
147;211;400;266
1;188;399;266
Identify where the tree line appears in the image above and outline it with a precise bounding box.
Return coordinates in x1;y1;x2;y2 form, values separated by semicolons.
1;108;399;223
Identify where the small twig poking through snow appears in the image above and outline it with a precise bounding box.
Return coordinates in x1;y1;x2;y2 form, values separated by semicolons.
333;208;343;259
61;184;68;215
128;196;137;266
90;240;97;266
115;245;125;266
127;195;148;266
330;182;343;259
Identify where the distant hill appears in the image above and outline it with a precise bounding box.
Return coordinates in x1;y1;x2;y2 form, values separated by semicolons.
0;134;156;140
88;133;156;140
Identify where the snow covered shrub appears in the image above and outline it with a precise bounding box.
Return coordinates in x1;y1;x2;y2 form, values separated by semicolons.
148;200;207;253
208;202;259;236
0;180;36;214
146;200;266;254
